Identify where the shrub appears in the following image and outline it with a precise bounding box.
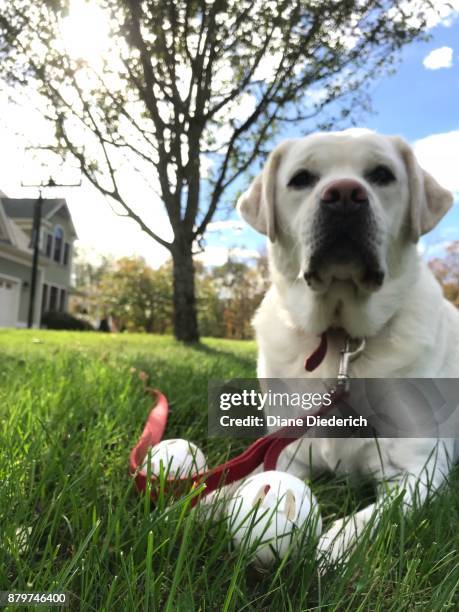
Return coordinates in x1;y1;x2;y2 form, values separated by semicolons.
41;311;94;331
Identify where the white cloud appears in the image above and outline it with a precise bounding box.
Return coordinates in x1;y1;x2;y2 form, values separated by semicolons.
422;47;454;70
196;246;260;267
412;130;459;261
207;220;244;233
413;130;459;201
230;247;261;260
420;238;458;260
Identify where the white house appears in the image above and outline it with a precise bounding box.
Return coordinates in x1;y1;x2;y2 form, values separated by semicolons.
0;193;77;327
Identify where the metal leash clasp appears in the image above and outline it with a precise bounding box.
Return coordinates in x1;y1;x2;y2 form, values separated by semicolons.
336;336;366;393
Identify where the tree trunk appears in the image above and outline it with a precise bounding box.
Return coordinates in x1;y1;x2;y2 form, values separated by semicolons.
172;243;199;343
145;315;154;333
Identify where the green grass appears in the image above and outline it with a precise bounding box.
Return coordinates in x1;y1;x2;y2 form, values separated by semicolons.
1;329;458;611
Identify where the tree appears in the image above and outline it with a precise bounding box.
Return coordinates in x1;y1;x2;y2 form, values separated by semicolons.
72;248;113;294
195;261;226;338
72;253;174;332
0;0;435;341
98;257;173;332
211;255;270;338
429;242;459;308
70;248;114;323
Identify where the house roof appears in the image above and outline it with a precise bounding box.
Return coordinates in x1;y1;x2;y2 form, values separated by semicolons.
2;197;78;238
2;197;63;218
0;199;47;265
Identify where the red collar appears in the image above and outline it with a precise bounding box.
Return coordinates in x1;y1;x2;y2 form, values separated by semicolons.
304;332;328;371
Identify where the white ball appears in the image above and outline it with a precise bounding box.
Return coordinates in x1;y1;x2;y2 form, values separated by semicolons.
141;439;207;478
227;470;321;565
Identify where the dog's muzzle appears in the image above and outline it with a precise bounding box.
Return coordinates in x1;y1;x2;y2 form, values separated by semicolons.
303;179;385;291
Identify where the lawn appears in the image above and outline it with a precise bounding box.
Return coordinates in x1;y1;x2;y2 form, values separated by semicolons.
1;330;458;611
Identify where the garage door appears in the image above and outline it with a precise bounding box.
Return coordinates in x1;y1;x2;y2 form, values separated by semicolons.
0;276;20;327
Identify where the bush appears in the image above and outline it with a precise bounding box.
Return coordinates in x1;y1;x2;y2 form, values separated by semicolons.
41;311;94;331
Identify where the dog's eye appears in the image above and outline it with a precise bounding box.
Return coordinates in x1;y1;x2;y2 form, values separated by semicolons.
366;165;396;186
288;169;318;189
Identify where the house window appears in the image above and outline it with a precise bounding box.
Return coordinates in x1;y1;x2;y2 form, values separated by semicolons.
59;288;67;312
41;283;49;316
49;286;58;311
45;233;53;257
63;242;71;266
53;227;64;263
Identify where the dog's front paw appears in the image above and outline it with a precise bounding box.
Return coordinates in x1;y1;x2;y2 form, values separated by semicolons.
316;503;379;570
316;517;357;570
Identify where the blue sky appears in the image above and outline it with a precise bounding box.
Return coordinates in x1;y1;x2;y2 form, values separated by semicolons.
205;15;459;266
365;24;459;140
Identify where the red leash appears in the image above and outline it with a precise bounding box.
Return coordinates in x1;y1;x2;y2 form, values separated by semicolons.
129;334;342;504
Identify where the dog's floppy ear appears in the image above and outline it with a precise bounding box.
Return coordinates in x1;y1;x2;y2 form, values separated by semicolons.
393;136;453;242
236;146;284;242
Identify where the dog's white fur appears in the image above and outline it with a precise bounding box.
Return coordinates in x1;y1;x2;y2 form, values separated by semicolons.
237;129;459;563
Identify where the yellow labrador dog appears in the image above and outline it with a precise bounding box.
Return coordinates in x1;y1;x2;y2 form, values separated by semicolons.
237;129;459;564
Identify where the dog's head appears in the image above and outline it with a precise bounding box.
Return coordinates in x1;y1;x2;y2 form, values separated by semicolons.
238;130;452;296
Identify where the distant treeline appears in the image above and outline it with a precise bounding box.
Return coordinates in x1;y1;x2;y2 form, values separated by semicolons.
71;253;270;339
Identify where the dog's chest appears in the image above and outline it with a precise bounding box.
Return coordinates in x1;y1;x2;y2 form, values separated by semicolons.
315;437;381;476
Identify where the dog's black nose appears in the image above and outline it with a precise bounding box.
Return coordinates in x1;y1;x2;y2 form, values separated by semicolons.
320;179;369;214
